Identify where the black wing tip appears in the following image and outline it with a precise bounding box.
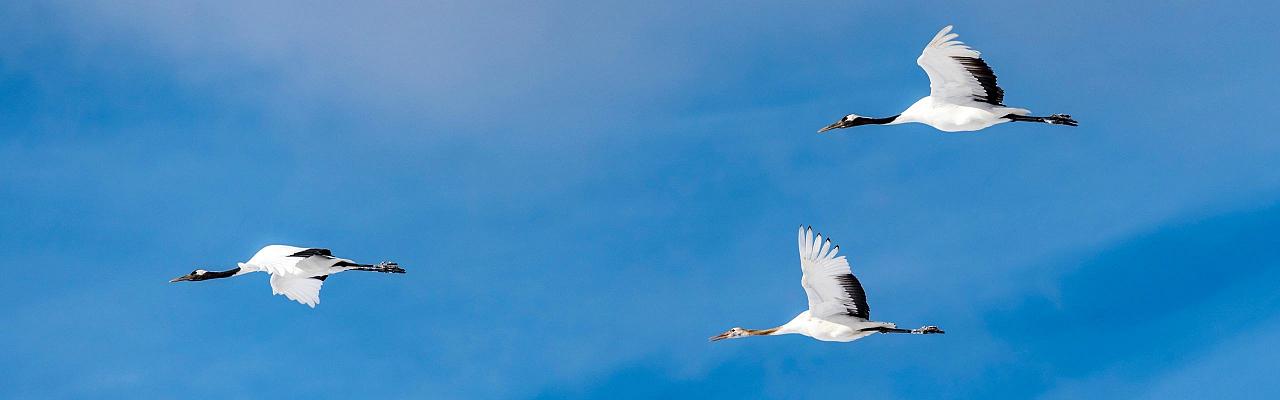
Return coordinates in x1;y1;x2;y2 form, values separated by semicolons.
834;273;871;319
951;55;1006;106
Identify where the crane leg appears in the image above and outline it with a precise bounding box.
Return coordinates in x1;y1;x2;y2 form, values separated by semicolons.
336;261;406;273
865;326;945;334
1003;113;1078;126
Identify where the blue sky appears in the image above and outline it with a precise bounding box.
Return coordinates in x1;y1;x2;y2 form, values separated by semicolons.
2;1;1279;398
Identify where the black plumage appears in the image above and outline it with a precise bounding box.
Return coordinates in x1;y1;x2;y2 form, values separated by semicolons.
289;248;334;258
833;274;871;319
952;56;1005;106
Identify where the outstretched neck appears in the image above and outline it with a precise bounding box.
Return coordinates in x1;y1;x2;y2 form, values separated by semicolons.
205;267;242;279
752;321;808;337
865;114;901;125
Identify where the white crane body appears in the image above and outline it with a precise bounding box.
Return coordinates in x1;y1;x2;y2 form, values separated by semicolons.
711;227;943;343
818;25;1075;134
171;244;405;308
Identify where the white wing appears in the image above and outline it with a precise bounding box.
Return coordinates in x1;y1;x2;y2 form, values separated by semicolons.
916;25;1006;107
241;245;336;277
798;226;870;319
270;274;325;308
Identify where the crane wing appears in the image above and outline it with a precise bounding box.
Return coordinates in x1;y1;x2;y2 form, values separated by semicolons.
798;226;870;319
270;274;326;308
916;25;1006;107
242;245;334;276
288;248;333;258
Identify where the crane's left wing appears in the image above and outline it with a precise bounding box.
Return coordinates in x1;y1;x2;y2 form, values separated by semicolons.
916;25;1006;107
242;245;337;276
798;226;870;319
288;248;333;258
269;274;326;308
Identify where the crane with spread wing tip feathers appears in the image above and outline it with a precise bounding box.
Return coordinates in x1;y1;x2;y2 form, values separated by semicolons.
818;25;1077;133
711;227;943;343
170;245;404;308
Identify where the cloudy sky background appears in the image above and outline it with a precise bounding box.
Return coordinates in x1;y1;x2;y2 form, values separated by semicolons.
2;1;1279;398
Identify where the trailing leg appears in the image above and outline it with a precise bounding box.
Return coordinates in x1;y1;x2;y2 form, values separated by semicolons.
336;261;406;273
863;325;945;334
1003;113;1078;126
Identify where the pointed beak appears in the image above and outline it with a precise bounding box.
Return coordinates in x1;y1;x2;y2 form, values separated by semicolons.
818;119;855;133
169;275;194;283
709;331;732;342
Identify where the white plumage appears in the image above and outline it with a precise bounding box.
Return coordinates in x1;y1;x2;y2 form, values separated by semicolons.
818;25;1076;133
917;26;1017;112
171;245;405;308
711;227;942;343
799;227;865;320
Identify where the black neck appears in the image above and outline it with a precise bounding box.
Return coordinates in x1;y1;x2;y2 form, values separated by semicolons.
202;267;241;280
860;115;899;125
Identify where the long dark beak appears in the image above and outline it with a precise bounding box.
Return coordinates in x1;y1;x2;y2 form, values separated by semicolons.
170;275;194;283
709;331;731;342
817;119;855;133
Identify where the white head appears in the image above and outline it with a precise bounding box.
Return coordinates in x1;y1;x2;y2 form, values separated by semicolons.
709;327;752;341
170;268;228;283
817;113;871;133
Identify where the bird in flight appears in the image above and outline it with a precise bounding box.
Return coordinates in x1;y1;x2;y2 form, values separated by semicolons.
711;226;943;342
818;25;1077;133
170;245;405;308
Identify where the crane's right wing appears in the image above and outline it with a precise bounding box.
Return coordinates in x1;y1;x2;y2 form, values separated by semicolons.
287;248;333;258
916;25;1006;107
241;245;331;276
269;274;325;308
798;226;870;319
